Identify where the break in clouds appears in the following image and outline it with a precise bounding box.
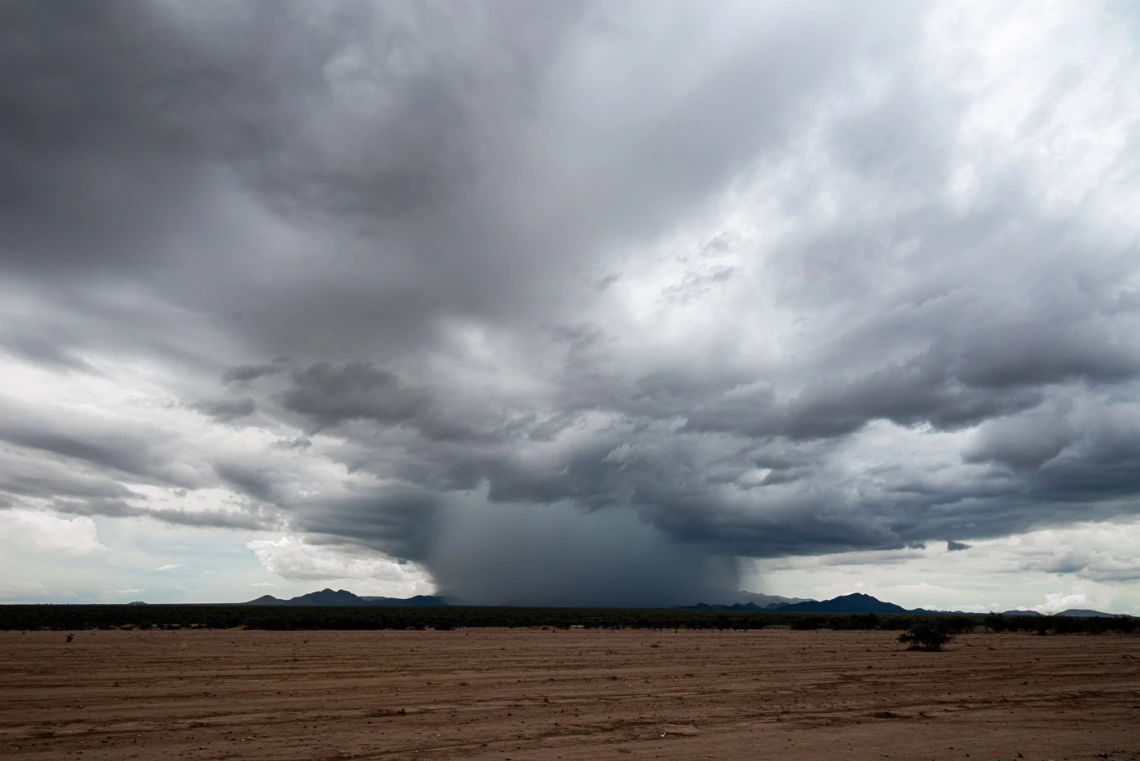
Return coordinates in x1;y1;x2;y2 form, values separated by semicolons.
2;1;1140;605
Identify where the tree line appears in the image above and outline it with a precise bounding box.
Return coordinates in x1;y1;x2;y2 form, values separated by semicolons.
0;605;1133;633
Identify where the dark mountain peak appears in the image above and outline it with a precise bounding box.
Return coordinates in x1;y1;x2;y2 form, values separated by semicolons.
769;593;910;614
246;594;285;605
240;589;451;607
293;589;367;605
1055;609;1117;618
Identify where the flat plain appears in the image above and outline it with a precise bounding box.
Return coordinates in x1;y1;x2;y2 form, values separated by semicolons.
1;628;1137;760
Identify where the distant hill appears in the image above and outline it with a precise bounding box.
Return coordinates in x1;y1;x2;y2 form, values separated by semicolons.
684;592;981;615
244;589;450;607
237;589;1128;616
702;591;813;608
682;593;912;614
246;595;284;605
362;595;452;607
679;592;812;611
245;588;804;609
768;593;911;614
682;601;774;612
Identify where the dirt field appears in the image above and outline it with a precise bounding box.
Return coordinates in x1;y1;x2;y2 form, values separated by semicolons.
1;628;1137;760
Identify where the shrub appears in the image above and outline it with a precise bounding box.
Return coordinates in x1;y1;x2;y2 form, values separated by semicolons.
984;613;1007;632
897;622;952;651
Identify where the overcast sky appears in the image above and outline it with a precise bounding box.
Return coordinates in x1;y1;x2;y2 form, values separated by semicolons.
2;0;1139;612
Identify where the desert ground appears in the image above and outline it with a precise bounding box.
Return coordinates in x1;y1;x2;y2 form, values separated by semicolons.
0;628;1137;760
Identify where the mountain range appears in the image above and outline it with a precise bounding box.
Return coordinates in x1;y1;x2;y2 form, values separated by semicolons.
682;593;1122;618
680;593;934;614
239;589;1124;617
245;589;451;607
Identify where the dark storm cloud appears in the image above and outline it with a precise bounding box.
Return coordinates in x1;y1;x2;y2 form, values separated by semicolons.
946;540;971;552
51;497;266;531
279;362;431;430
2;1;1139;603
0;447;138;502
0;334;101;375
213;463;280;504
277;361;520;444
0;0;925;358
192;397;257;422
222;363;284;384
274;436;312;451
0;424;172;485
290;486;444;563
681;357;1046;441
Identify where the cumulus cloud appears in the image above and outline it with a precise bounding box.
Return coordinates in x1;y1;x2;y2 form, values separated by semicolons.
2;0;1140;604
1034;582;1119;615
0;510;106;556
247;535;434;598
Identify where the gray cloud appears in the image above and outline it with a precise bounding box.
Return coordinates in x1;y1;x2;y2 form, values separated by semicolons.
0;423;178;486
2;1;1139;604
946;540;971;552
222;363;284;384
51;497;267;532
279;362;432;431
290;486;444;563
192;397;257;422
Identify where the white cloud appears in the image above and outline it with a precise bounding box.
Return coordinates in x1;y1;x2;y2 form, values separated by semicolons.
1008;522;1140;582
0;579;47;598
0;509;106;556
247;535;434;598
750;518;1140;614
1034;581;1117;614
154;563;180;571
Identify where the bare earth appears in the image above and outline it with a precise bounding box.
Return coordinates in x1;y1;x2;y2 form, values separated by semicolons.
1;629;1137;760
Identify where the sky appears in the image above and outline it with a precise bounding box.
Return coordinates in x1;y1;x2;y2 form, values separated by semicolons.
2;0;1139;613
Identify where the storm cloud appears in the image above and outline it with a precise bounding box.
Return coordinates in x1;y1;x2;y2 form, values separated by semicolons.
2;1;1140;604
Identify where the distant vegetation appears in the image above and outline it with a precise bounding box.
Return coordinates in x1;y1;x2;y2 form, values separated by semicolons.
0;606;1133;633
898;621;954;651
983;612;1135;635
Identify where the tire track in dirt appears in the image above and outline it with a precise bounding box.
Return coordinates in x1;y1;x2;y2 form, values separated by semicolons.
2;628;1138;760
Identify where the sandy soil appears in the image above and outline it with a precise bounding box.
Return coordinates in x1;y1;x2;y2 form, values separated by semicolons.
1;628;1137;760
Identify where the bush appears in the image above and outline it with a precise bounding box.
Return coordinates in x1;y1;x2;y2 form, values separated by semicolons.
984;613;1007;632
898;622;952;651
